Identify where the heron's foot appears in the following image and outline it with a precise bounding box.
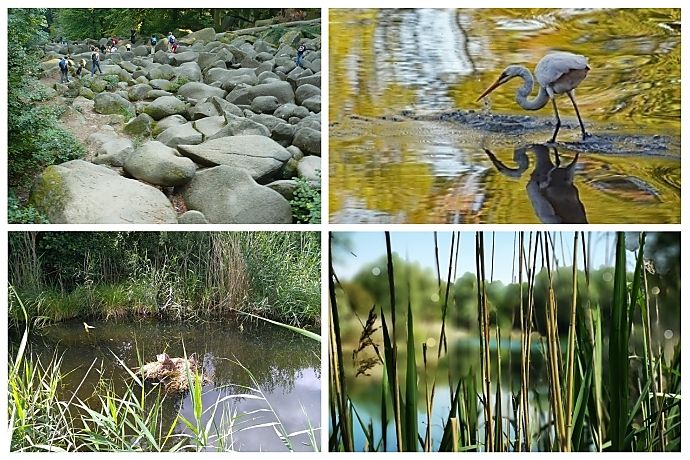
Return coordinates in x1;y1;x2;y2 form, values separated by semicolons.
582;131;592;140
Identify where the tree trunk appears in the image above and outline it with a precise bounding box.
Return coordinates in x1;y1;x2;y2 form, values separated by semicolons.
230;18;320;36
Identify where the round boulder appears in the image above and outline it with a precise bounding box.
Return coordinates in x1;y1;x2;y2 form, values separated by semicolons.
124;141;196;186
180;166;292;224
30;160;177;223
251;95;280;114
144;95;187;120
94;92;135;118
292;127;321;156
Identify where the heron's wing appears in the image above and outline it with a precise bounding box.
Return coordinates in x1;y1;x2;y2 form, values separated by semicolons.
535;52;588;88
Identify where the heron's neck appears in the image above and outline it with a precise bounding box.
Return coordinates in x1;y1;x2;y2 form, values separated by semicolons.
514;67;549;111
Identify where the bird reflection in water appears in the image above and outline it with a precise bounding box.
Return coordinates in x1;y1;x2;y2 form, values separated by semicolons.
484;144;587;223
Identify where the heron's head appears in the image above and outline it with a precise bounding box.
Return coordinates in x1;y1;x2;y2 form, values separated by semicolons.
476;66;522;101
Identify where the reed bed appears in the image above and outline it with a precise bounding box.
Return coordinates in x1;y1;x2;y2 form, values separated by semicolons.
8;232;320;328
329;231;680;452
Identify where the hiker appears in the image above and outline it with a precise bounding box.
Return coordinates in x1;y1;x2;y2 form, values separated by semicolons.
106;38;113;49
167;31;177;53
91;47;103;76
58;55;70;83
150;34;158;54
76;58;86;78
99;43;106;54
296;43;307;68
130;28;136;44
125;43;132;52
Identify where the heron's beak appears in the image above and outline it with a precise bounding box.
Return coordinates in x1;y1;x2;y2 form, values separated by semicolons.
476;75;507;102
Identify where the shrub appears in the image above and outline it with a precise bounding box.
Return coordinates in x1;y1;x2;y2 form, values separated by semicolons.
290;175;321;224
8;192;48;224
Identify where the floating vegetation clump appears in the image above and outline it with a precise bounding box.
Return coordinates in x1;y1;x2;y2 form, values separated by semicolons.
138;353;208;394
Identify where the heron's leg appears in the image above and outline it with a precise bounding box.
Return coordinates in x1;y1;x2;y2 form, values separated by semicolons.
567;91;590;139
549;98;561;144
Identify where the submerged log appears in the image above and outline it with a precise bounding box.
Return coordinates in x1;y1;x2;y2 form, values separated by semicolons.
138;353;208;393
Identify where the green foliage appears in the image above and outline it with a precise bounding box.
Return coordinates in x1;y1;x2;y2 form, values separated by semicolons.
290;175;321;224
48;8;314;41
9;232;321;328
101;74;120;87
8;9;85;204
8;193;49;224
167;75;191;94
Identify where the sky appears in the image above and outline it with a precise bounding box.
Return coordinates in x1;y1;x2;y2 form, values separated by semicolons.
332;232;624;283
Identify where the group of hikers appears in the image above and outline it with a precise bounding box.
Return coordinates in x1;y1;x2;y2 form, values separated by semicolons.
57;29;180;83
58;27;309;84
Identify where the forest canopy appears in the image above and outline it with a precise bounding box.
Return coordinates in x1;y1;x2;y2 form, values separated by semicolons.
45;8;320;41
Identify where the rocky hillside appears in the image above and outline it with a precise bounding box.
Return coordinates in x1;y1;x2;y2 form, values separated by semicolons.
33;23;321;224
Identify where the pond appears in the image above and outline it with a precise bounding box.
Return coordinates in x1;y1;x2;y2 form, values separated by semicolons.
344;335;552;452
12;318;321;452
329;9;680;224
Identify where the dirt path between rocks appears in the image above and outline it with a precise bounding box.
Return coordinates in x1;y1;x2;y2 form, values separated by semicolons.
42;75;188;214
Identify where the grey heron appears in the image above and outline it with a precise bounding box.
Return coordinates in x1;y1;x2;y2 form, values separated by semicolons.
477;52;590;143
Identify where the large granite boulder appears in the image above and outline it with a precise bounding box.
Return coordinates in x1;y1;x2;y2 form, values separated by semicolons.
177;81;226;102
30;160;177;223
123;113;155;137
156;123;203;148
124;141;196;186
248;80;295;104
144;95;187;120
177;135;291;182
292;127;321;156
94;92;135;118
180;165;292;223
88;129;134;167
181;27;216;45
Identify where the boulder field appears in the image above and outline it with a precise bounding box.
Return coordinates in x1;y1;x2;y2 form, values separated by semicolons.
33;24;321;224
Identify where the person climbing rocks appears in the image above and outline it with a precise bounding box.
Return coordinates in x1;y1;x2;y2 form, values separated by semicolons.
91;46;103;76
111;44;118;53
130;28;136;44
125;43;131;52
58;55;70;83
76;58;86;78
167;31;177;53
150;34;158;54
296;43;307;68
99;43;106;54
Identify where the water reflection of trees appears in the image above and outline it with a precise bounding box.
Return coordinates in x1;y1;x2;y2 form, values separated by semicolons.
19;320;320;398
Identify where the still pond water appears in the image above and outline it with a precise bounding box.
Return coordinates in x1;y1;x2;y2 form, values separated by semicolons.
14;319;320;452
345;335;552;452
329;9;680;223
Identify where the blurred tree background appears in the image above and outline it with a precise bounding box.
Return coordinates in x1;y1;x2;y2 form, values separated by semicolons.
334;232;680;339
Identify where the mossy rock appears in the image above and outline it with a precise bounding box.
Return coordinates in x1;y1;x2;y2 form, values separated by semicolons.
29;166;69;217
90;78;108;93
79;86;95;100
124;113;154;137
